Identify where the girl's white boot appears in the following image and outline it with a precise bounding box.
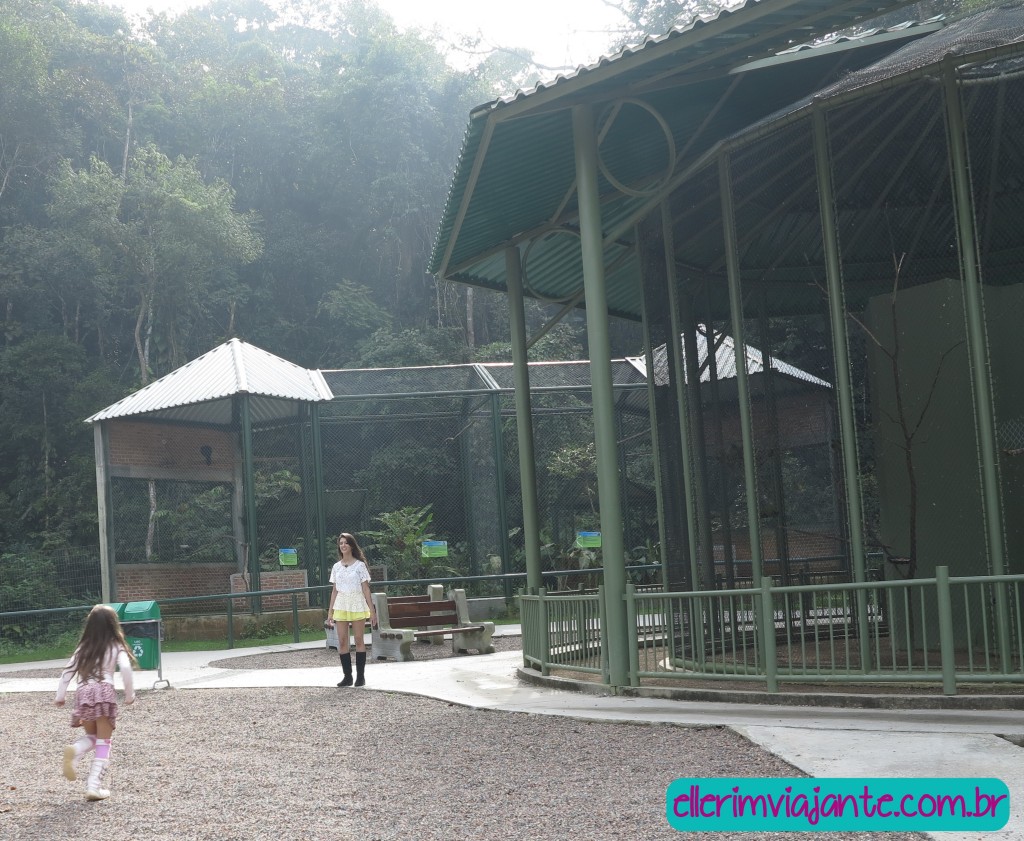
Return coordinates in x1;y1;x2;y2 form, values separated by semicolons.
62;735;95;781
84;758;110;801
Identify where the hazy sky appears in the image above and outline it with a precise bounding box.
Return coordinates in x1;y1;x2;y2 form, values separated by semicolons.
105;0;626;70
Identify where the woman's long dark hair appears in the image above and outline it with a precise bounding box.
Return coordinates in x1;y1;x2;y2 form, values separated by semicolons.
70;604;138;680
337;532;366;563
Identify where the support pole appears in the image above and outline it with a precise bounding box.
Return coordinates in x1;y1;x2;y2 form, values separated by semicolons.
637;210;691;590
813;109;870;666
490;392;513;600
239;395;260;612
94;423;115;603
942;61;1011;670
310;404;328;601
573;103;628;687
298;406;315;590
506;246;543;593
719;153;762;585
758;293;790;586
662;204;702;594
703;306;736;588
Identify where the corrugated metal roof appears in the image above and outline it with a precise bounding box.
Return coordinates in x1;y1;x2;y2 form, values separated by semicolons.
428;0;940;322
86;339;333;423
637;327;831;388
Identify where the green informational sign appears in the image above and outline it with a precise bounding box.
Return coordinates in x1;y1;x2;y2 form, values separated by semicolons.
575;531;602;548
279;547;298;566
421;540;448;558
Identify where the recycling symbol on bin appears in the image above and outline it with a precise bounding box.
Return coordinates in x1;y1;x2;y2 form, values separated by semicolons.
132;641;145;659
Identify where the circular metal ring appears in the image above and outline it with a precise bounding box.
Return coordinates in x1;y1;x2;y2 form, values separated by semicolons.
597;98;676;198
521;227;584;304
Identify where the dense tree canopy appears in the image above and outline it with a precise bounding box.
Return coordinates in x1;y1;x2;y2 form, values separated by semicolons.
2;0;974;560
0;0;584;553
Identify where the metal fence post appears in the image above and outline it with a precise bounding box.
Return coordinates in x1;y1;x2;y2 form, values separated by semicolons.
226;596;235;650
599;584;610;685
626;582;640;687
759;576;778;692
538;587;550;677
935;566;957;696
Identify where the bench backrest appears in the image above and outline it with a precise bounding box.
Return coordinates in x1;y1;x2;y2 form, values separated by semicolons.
385;598;458;629
387;594;435;605
373;587;474;630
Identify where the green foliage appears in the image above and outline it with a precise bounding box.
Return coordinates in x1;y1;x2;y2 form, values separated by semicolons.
362;504;457;581
472;321;584;363
352;326;468;368
0;546;81;645
0;0;566;566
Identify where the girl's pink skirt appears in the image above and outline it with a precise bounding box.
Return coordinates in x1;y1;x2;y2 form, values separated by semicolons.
70;682;119;729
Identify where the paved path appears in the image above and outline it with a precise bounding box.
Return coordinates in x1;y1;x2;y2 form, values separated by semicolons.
3;633;1022;840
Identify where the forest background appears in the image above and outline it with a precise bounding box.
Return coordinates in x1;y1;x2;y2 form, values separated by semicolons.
0;0;981;608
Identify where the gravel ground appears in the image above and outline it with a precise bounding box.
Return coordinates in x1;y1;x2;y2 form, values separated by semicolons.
216;633;524;670
1;640;927;841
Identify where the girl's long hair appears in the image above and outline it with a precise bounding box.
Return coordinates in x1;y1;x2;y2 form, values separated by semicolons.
70;604;138;680
338;532;366;563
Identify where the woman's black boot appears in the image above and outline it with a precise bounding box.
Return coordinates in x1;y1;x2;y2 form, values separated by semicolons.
337;652;353;687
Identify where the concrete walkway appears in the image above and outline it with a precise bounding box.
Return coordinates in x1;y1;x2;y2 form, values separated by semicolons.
3;631;1023;840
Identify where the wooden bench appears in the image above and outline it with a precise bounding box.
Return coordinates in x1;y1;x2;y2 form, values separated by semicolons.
371;586;495;662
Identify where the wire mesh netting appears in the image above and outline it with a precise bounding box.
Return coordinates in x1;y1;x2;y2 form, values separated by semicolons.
75;361;658;621
639;25;1024;679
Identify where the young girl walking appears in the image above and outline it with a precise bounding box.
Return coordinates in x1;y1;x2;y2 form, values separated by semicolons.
326;532;376;687
54;604;136;800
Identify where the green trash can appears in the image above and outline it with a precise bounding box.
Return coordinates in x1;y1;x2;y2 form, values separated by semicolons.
122;601;161;671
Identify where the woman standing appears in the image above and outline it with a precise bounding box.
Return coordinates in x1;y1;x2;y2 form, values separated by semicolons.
326;532;377;687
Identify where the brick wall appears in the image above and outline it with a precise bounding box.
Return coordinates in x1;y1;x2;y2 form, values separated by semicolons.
115;564;312;613
115;563;237;610
107;420;237;471
230;570;309;610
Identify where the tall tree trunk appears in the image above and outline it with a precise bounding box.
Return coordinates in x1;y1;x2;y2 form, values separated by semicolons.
134;273;157;561
121;101;133;182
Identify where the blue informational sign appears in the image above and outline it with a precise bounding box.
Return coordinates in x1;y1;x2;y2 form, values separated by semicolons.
421;540;449;558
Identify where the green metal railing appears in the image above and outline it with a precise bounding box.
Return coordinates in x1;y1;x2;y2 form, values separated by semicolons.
1;566;657;656
521;586;607;680
519;568;1024;695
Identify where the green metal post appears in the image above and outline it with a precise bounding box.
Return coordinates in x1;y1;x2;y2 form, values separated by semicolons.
718;154;763;585
759;576;778;692
93;422;116;603
661;204;702;595
615;406;631;555
505;246;543;593
573;103;629;687
758;293;791;586
310;403;328;603
458;407;477;574
640;292;670;585
491;392;513;600
226;596;235;649
935;565;957;695
538;587;550;676
625;582;640;687
239;395;260;613
678;289;715;590
298;405;316;594
812;109;871;667
943;61;1011;671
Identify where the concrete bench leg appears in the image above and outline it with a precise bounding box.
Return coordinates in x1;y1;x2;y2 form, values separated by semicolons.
372;628;416;661
452;622;496;655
